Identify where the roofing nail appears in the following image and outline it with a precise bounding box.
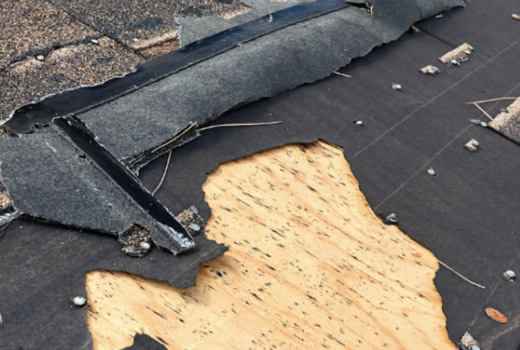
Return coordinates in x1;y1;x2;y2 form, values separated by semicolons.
36;54;45;61
503;270;515;281
469;119;481;125
354;120;363;126
384;213;398;225
72;296;87;307
427;168;436;176
392;83;402;91
512;14;520;21
480;121;488;127
91;38;99;44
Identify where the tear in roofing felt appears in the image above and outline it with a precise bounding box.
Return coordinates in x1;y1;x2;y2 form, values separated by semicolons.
0;1;463;264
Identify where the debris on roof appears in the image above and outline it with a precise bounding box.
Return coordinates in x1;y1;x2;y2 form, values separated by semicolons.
503;270;516;281
459;332;480;350
439;43;474;67
420;65;441;75
489;97;520;144
0;121;195;255
464;139;479;152
484;307;507;324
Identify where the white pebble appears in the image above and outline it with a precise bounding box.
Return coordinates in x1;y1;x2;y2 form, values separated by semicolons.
73;296;87;307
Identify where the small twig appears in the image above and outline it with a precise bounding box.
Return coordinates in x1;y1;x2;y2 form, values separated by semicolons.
151;122;198;153
472;103;494;121
151;150;172;195
197;121;282;132
437;260;486;289
467;97;518;105
332;71;351;78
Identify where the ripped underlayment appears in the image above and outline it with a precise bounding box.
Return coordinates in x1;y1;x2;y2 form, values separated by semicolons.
87;142;455;350
489;97;520;143
0;37;141;123
0;0;465;250
439;42;474;67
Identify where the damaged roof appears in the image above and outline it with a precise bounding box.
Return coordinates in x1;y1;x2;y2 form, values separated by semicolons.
2;0;520;348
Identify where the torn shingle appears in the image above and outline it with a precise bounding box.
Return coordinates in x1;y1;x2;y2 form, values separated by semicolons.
73;0;465;170
439;42;473;67
0;123;195;255
420;65;441;75
489;97;520;144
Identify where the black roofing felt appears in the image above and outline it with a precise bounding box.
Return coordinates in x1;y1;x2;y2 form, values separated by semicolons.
137;1;520;348
122;334;167;350
0;218;226;349
4;0;520;348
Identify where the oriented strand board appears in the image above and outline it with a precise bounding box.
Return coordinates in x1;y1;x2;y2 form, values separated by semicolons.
87;141;455;350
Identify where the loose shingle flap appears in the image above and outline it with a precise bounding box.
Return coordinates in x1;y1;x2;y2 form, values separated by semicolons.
75;0;464;171
0;125;196;256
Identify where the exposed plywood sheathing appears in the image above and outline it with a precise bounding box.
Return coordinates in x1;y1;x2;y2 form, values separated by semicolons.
87;141;455;350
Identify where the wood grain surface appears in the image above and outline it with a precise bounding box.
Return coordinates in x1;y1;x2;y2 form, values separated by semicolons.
87;141;455;350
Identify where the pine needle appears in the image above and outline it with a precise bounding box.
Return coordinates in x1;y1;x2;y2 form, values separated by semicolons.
198;121;282;131
472;103;494;121
467;97;518;104
151;150;172;195
333;71;352;78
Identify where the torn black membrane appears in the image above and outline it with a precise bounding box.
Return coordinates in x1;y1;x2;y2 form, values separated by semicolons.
0;0;468;348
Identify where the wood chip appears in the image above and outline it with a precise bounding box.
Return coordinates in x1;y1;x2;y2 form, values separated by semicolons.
485;307;507;323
